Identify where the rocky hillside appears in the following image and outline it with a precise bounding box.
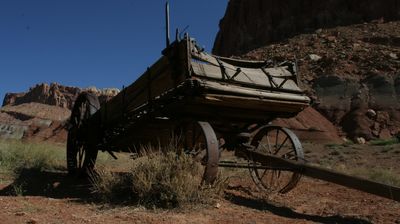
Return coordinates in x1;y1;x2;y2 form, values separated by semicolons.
214;0;400;142
0;83;119;143
242;21;400;141
213;0;400;57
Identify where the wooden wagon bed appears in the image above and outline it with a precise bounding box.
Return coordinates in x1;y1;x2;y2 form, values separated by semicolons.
93;36;309;131
69;35;308;153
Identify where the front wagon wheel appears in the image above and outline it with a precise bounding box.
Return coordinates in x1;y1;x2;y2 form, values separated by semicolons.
249;126;304;194
67;92;100;176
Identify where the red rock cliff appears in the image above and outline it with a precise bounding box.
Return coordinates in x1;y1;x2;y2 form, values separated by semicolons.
213;0;400;56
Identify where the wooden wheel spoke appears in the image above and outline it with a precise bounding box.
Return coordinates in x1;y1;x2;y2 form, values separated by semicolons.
260;169;269;180
274;136;289;155
270;170;276;187
266;136;272;154
78;147;84;168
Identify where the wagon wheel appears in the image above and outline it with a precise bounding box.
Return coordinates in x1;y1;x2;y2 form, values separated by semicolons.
180;121;220;185
67;92;100;176
249;126;304;194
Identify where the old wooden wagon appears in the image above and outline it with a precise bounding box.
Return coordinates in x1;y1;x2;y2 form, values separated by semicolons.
67;29;400;202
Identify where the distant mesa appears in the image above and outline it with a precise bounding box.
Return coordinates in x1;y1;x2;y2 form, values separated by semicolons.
2;82;120;110
0;83;119;143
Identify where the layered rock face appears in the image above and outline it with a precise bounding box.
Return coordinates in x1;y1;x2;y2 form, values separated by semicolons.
1;83;119;142
213;0;400;57
3;83;80;109
313;74;400;140
3;83;119;110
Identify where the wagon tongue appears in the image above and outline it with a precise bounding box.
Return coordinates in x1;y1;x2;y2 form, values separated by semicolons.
242;149;400;202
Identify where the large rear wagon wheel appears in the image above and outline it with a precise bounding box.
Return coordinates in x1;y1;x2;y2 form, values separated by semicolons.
179;121;220;185
249;126;304;194
67;92;100;176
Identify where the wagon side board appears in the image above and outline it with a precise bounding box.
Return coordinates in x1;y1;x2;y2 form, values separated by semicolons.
96;39;191;128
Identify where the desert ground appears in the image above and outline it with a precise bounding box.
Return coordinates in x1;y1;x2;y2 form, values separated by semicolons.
0;141;399;224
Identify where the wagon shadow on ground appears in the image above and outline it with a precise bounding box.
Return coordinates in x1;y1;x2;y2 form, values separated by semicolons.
224;192;372;224
0;168;94;201
0;169;373;223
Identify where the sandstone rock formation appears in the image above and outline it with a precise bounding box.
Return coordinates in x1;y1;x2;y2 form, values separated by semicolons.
1;83;119;142
213;0;400;57
3;83;80;109
2;83;119;110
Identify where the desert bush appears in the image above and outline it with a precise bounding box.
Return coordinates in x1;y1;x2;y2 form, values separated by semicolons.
0;140;65;176
89;168;131;203
370;138;399;146
91;146;226;208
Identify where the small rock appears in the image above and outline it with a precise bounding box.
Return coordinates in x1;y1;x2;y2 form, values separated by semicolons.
356;137;366;144
215;202;221;209
353;43;361;49
15;212;26;216
379;129;392;139
52;182;60;188
326;36;337;42
389;53;398;59
373;122;380;130
26;219;38;224
309;54;322;61
366;109;377;118
372;130;379;137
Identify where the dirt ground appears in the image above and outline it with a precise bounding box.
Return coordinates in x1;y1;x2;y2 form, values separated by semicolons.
0;142;399;224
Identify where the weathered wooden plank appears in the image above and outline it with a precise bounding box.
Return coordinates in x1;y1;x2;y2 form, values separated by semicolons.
198;79;310;103
195;94;308;114
190;53;303;93
98;57;185;126
97;40;191;126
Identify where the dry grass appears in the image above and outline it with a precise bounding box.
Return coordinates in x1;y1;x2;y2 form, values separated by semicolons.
0;140;65;176
350;168;400;187
322;163;400;187
90;146;227;208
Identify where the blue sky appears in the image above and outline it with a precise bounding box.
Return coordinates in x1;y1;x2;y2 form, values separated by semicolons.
0;0;228;101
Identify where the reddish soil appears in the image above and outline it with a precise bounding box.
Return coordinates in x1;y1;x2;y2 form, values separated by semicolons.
273;107;343;143
1;143;399;224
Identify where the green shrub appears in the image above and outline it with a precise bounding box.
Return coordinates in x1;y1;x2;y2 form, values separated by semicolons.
370;138;399;146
